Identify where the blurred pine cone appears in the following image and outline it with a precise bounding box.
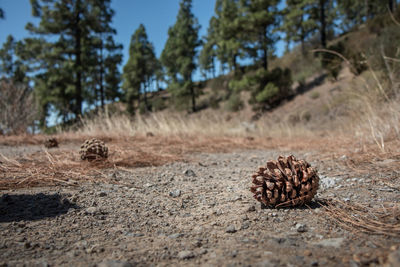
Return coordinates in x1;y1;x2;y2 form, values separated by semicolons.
44;138;58;148
250;155;319;208
79;138;108;161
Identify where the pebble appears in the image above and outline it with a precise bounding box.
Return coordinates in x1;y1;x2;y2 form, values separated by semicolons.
295;223;308;233
226;225;236;233
168;233;184;239
178;250;195;260
98;191;107;197
247;205;256;212
84;207;99;215
304;250;312;256
241;221;250;230
169;189;181;198
198;248;207;255
313;238;344;248
183;169;196;177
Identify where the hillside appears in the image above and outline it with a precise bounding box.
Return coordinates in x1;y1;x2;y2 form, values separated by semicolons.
1;3;400;267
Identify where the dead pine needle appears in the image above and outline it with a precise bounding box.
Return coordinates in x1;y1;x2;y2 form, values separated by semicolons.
322;199;400;237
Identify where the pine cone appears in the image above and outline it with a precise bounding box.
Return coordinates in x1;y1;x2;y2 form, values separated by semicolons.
79;138;108;161
44;138;58;148
250;155;319;208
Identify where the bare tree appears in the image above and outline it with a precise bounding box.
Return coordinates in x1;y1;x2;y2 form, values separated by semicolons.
0;78;37;134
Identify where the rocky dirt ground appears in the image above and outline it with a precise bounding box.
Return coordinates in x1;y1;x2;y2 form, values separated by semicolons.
0;145;400;267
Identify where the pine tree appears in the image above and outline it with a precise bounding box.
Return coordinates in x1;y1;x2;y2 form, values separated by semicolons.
337;0;392;31
199;17;218;79
161;0;200;112
87;0;122;110
0;35;28;83
0;7;4;19
209;0;244;73
241;0;280;70
281;0;316;55
123;24;158;113
25;0;121;124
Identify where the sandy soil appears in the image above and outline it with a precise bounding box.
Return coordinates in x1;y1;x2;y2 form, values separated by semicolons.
1;144;399;267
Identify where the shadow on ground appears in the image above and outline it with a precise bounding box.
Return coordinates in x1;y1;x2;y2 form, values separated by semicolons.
260;199;325;210
0;193;78;222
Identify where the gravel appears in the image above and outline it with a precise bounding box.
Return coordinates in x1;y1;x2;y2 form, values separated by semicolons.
0;149;398;266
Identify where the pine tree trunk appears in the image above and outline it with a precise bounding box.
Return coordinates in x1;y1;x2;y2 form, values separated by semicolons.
319;0;327;48
262;28;268;70
233;54;238;73
389;0;394;12
74;0;82;117
212;57;216;78
300;13;306;56
99;37;105;110
190;82;196;112
143;83;148;112
186;75;196;112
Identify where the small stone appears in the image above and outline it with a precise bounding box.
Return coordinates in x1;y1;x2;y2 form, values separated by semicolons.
198;248;207;255
247;205;256;212
226;225;237;233
98;191;107;197
168;233;184;239
214;210;223;216
241;221;250;230
97;260;133;267
295;223;308;233
230;250;238;257
313;238;345;248
24;242;31;249
184;169;196;177
169;189;181;198
311;261;319;266
85;207;98;215
178;250;195;260
304;250;312;256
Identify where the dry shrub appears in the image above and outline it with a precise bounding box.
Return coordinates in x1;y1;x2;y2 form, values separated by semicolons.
0;79;37;134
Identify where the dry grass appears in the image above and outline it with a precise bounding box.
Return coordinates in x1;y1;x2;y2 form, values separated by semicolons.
1;48;400;193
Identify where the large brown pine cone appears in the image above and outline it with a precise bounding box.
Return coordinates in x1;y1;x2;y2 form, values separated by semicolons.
250;155;319;208
79;138;108;161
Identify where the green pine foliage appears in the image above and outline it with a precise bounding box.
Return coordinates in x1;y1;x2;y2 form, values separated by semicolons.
123;24;159;114
240;0;280;70
161;0;201;112
281;0;317;55
0;35;29;84
24;0;122;126
213;0;243;72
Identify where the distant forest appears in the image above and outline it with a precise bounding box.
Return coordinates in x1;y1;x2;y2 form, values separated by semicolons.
0;0;398;132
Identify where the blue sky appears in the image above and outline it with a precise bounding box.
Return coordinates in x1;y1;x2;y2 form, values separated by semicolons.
0;1;216;67
0;0;285;79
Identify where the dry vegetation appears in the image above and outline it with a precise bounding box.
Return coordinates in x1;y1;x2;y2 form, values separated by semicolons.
1;42;400;247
